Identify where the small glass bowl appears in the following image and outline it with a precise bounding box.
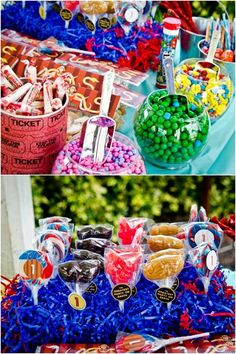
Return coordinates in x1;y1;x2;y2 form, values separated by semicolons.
134;90;210;170
174;58;233;122
52;132;146;175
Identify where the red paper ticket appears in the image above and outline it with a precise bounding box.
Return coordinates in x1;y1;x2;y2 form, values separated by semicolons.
57;53;148;86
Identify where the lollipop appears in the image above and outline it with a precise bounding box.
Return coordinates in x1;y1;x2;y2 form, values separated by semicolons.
76;238;115;256
73;249;104;269
61;1;79;28
58;259;100;310
186;222;223;250
189;242;218;292
36;230;69;262
189;204;208;222
39;216;71;226
19;250;53;305
77;225;113;240
104;246;143;311
144;234;185;308
118;218;146;245
116;331;209;353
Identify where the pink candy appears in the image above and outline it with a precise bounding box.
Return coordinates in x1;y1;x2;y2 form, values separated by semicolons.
52;134;146;175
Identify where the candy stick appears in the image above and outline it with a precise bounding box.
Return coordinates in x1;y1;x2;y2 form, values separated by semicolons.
222;13;231;50
26;64;37;84
51;98;62;111
205;19;211;42
25;83;42;106
1;83;32;107
43;81;53;103
1;65;23;89
220;22;225;50
43;82;53;114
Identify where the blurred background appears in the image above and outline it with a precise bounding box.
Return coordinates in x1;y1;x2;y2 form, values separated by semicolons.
31;176;235;229
1;176;235;278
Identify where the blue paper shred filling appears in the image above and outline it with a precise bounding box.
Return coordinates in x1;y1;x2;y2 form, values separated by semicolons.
1;261;235;353
1;1;162;63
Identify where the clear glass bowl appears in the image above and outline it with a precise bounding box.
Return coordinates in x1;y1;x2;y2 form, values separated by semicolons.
174;58;233;122
134;90;210;170
52;132;146;175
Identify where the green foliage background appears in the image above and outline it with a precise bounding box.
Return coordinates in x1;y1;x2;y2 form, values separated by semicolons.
31;176;235;234
191;1;235;20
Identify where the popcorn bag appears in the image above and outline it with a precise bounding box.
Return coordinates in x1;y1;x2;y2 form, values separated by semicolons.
1;95;68;174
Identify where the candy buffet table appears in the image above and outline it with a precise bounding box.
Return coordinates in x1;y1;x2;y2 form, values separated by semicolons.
121;71;235;175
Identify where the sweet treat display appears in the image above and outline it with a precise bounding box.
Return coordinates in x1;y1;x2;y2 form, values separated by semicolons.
2;207;235;353
52;133;146;175
76;238;115;256
189;242;219;292
134;90;209;169
104;246;143;311
174;59;233;121
77;225;113;240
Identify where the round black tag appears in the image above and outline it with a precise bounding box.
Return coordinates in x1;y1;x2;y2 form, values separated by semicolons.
76;12;85;23
85;19;95;32
112;284;132;301
86;282;97;294
53;3;61;13
155;287;176;303
60;9;73;22
171;278;179;291
98;17;111;30
132;286;137;297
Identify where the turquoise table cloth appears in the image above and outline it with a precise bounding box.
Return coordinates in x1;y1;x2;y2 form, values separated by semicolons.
120;71;235;175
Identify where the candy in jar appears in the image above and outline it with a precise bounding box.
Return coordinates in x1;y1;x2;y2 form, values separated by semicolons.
174;58;233;121
134;90;210;169
52;132;146;175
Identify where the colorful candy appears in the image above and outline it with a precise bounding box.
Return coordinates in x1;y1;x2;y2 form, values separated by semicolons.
52;133;146;175
189;242;218;291
185;222;223;250
105;246;143;311
19;249;53;304
134;90;209;168
58;260;100;284
175;59;233;120
118;218;146;245
147;235;184;252
150;223;183;236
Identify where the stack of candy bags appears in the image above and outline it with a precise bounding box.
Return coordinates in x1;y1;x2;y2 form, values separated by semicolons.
1;206;235;353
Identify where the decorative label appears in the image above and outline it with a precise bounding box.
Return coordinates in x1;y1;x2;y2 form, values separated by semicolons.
132;286;137;297
124;7;139;23
155;287;176;303
60;9;73;22
98;17;111;30
86;282;97;294
85;19;95;32
23;259;43;279
195;230;214;246
39;5;46;20
206;250;217;271
68;292;86;310
171;278;179;291
111;284;132;301
76;13;85;23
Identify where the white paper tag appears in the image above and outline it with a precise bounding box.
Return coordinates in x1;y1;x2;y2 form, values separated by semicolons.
195;229;214;245
125;7;139;23
206;250;217;271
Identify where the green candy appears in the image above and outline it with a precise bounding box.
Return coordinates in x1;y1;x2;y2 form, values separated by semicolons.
134;90;209;167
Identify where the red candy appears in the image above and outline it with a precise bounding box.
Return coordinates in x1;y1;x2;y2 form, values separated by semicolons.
220;50;234;63
105;246;143;285
118;218;145;245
